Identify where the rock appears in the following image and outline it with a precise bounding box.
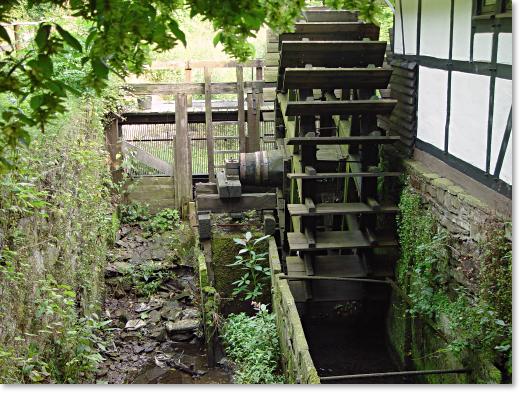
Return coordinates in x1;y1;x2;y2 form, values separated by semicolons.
151;248;167;261
125;319;146;331
181;307;199;320
113;308;130;323
114;288;126;299
142;342;156;353
96;368;108;378
160;301;182;320
170;332;195;342
133;345;144;354
105;261;131;277
148;326;167;341
148;310;162;324
165;319;199;333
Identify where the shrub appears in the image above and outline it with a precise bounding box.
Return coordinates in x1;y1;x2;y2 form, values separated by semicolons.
221;304;284;384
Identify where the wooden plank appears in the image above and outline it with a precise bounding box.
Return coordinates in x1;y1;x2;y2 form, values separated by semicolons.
237;66;246;153
280;22;379;43
174;93;192;216
279;41;387;68
287;135;400;145
126;81;265;96
196;193;277;213
285;99;397;116
287;171;401;179
287;230;397;252
121;140;172;175
149;59;264;70
282;67;392;90
287;202;399;216
204;67;215;182
304;10;358;22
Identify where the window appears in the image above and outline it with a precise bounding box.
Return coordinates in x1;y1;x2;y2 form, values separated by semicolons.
475;0;512;15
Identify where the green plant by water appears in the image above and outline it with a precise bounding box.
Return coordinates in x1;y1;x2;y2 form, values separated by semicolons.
228;232;271;301
221;303;284;384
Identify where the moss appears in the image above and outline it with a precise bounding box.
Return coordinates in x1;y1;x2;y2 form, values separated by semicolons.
211;230;269;315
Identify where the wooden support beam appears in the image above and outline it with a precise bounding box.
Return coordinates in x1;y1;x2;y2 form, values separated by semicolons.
121;141;172;176
237;66;246;153
204;67;215;181
105;118;123;184
196;193;277;213
246;92;260;152
174;93;193;216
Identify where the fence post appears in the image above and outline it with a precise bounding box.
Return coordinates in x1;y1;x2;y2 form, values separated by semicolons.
105;117;122;184
204;67;215;181
185;61;193;108
236;65;246;153
174;93;193;217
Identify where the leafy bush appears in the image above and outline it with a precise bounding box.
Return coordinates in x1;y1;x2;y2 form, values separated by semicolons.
221;304;284;384
119;202;150;224
143;208;180;235
125;262;171;297
0;277;111;383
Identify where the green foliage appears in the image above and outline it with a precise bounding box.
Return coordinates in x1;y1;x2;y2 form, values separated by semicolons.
0;95;115;383
0;276;111;384
0;1;307;166
119;201;151;224
143;208;181;235
397;188;512;378
221;304;284;384
325;0;389;25
124;261;171;297
227;232;271;301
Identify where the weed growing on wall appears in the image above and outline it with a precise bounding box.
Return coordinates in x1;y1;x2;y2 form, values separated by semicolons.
397;188;512;379
221;303;284;384
228;232;271;301
0;95;116;383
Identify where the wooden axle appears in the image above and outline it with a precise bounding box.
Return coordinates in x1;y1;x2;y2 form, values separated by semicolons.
280;275;390;285
320;368;471;382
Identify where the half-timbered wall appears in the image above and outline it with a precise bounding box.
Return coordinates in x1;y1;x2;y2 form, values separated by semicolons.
393;0;512;197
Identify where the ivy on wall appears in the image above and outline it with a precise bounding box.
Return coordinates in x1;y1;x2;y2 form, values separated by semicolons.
397;188;512;380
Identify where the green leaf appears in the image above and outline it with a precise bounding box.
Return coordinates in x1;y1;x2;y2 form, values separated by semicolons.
35;24;51;50
92;57;109;79
253;234;270;245
55;24;83;52
213;32;223;47
169;20;186;47
0;25;12;46
245;232;252;241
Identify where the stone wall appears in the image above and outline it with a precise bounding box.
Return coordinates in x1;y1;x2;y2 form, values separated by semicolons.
387;158;511;383
404;159;511;291
269;238;320;384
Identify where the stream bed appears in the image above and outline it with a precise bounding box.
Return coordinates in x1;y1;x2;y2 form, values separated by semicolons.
96;222;232;384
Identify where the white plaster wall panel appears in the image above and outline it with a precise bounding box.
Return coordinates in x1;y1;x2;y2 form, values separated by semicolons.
499;137;512;184
448;72;490;170
393;0;418;55
497;33;512;65
490;78;512;176
417;67;447;150
394;0;404;54
420;0;451;58
452;0;472;61
473;33;493;62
